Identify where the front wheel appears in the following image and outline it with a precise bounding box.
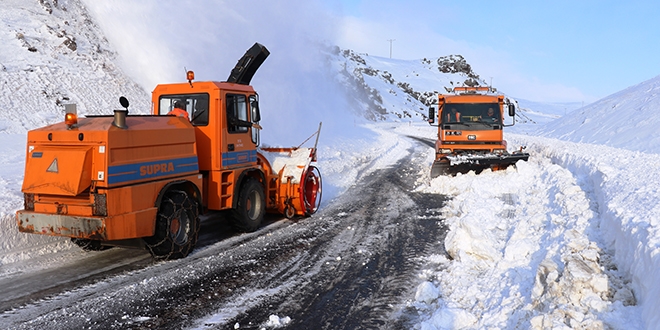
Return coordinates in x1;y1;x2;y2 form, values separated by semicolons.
144;189;200;260
229;177;265;232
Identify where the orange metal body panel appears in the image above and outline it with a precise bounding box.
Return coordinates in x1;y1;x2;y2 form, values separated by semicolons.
18;114;202;240
258;148;315;217
17;76;319;244
23;145;93;196
435;93;507;159
206;169;237;210
23;116;197;189
17;171;202;240
153;82;258;167
152;81;262;212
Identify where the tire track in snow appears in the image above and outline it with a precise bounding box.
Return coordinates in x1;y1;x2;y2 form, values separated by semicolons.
198;142;448;330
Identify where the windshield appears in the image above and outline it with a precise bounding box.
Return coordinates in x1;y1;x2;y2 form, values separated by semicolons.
159;93;210;126
442;103;500;125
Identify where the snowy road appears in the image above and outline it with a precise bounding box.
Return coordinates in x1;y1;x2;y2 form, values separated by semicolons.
0;131;449;330
0;123;649;329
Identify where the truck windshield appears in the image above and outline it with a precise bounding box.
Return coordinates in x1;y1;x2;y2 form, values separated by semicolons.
159;94;210;126
442;103;500;125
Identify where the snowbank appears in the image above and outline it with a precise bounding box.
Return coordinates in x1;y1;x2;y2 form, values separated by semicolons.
510;134;660;328
406;128;657;329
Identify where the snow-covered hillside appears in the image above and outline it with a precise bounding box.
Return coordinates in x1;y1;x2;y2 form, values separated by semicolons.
537;74;660;153
328;48;576;133
0;0;150;134
513;99;583;132
330;48;487;122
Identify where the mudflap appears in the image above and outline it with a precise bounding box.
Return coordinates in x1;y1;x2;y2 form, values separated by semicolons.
431;152;530;177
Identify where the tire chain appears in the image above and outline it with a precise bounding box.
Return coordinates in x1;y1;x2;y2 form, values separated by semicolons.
146;189;200;260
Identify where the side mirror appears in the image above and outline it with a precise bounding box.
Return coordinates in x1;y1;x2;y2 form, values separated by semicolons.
428;105;436;124
508;104;515;117
251;100;261;122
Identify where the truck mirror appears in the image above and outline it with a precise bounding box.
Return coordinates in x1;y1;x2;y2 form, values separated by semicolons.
251;101;261;122
428;106;436;124
508;104;515;117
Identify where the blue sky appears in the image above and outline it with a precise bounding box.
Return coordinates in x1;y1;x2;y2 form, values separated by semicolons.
328;0;660;103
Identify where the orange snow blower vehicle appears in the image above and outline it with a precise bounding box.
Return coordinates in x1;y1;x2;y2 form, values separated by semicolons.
427;86;529;177
16;43;322;259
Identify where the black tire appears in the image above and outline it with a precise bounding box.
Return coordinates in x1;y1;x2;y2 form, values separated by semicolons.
229;177;265;232
144;189;200;260
71;238;112;251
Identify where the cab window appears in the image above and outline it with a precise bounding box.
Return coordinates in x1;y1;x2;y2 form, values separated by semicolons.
158;94;210;126
226;94;248;133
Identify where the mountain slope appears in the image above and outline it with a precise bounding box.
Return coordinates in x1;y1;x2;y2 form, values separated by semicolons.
330;48;487;122
0;0;150;134
537;74;660;153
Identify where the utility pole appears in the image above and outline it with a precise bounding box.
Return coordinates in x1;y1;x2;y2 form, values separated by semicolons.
387;39;395;58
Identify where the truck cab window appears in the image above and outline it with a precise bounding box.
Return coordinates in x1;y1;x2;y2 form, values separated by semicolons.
190;97;209;126
158;94;210;126
227;94;249;133
442;103;500;125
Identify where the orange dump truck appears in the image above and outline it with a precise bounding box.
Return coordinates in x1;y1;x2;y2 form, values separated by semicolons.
427;86;529;177
16;43;322;259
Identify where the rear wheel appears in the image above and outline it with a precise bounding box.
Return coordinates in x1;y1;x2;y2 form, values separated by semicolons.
229;177;265;232
302;166;322;216
145;189;200;260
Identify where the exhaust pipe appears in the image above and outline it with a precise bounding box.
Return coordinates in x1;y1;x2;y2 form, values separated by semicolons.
113;109;128;129
113;96;130;129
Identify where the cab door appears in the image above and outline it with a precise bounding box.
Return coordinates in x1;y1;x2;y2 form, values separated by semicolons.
222;93;257;169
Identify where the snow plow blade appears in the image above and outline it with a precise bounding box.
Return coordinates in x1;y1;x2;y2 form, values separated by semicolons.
431;152;529;177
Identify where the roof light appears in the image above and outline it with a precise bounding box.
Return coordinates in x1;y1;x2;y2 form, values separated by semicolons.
64;104;78;129
186;70;195;88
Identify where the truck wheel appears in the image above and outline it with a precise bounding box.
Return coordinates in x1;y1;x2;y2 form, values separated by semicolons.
229;177;265;232
145;189;200;260
71;238;111;251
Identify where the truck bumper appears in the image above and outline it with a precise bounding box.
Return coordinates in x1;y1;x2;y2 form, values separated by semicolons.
16;207;157;241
